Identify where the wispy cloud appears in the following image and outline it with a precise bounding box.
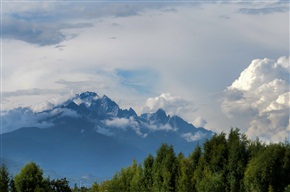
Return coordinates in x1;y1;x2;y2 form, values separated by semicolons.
239;5;289;15
145;123;177;132
2;88;61;97
2;2;180;46
1;107;53;133
103;116;145;136
116;68;159;94
181;131;207;142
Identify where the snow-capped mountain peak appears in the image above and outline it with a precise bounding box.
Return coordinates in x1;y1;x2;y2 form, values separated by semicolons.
1;91;214;187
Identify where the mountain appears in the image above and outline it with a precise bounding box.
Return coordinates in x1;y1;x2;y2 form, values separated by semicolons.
0;91;213;186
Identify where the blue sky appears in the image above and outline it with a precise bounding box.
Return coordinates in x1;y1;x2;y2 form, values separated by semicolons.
1;0;289;142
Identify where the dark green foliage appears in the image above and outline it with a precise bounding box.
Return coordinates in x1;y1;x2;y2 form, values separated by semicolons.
176;153;195;192
196;133;228;191
14;162;48;192
10;177;17;192
104;159;142;192
203;132;228;173
285;184;290;192
152;144;177;192
0;164;10;192
89;181;100;192
104;130;290;192
140;154;154;191
71;184;90;192
50;178;72;192
227;128;248;192
6;129;290;192
98;180;111;192
244;142;290;192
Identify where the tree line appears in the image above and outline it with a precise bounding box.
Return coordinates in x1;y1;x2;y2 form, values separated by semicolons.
104;128;290;192
1;128;290;192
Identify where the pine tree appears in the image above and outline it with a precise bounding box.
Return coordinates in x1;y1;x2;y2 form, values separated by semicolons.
227;128;248;192
244;143;290;192
152;144;177;192
0;164;10;192
51;178;72;192
90;181;100;192
140;154;154;191
177;153;195;192
9;177;17;192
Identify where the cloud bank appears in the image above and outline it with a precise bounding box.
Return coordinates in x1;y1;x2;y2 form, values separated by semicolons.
222;56;289;142
103;117;145;137
1;107;80;133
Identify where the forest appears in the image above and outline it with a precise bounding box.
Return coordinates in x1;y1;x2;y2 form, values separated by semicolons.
1;128;290;192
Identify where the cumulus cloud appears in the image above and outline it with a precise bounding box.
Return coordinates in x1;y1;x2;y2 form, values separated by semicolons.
142;93;197;116
181;131;207;142
222;56;289;142
193;116;208;128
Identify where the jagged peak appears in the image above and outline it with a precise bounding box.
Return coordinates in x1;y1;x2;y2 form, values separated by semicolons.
101;95;113;102
127;107;137;116
102;95;109;99
153;108;168;119
148;108;169;124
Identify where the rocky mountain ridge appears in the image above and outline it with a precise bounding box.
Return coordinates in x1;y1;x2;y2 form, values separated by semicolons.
0;91;213;186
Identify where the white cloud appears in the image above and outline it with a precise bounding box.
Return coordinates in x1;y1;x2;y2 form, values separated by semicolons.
103;117;137;129
143;93;189;115
95;126;114;137
31;91;77;112
222;56;290;142
2;2;289;139
103;116;177;135
103;117;146;137
145;123;177;132
1;108;54;133
1;106;81;133
142;93;196;116
193;116;208;128
181;131;207;142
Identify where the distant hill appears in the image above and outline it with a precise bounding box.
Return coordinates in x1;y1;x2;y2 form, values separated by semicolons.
0;91;213;186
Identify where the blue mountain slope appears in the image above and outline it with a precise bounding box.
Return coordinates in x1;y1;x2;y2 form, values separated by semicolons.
0;91;213;186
